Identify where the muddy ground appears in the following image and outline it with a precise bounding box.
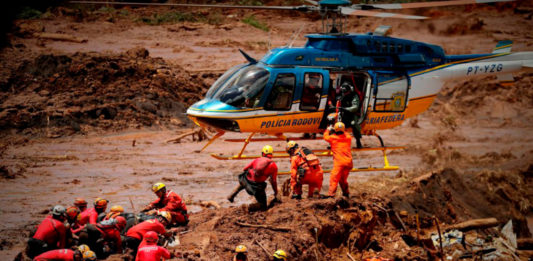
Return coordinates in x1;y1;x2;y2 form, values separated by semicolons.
1;0;533;260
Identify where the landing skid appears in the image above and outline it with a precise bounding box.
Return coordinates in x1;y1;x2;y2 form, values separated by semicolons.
201;130;400;173
210;146;404;160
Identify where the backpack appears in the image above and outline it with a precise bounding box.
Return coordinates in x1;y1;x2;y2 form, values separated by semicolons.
296;147;320;177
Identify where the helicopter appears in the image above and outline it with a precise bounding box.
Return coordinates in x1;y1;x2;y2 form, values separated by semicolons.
75;0;533;172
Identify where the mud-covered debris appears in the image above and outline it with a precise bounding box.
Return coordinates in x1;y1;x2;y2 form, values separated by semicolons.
0;50;208;137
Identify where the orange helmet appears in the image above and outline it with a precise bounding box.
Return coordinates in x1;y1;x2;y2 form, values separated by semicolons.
94;198;108;209
74;198;87;207
110;205;124;213
66;206;80;220
114;216;127;231
144;231;158;243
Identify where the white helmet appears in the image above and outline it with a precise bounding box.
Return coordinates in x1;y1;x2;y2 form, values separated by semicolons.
52;205;66;216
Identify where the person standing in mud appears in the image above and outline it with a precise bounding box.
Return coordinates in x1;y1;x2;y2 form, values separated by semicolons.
323;122;353;198
227;145;280;211
286;141;323;199
141;182;189;227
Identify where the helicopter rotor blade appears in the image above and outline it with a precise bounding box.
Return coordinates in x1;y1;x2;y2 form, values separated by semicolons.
340;7;428;19
69;1;316;12
357;0;514;10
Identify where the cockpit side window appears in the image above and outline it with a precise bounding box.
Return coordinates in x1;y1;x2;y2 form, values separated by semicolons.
214;65;270;108
300;73;323;111
265;73;295;111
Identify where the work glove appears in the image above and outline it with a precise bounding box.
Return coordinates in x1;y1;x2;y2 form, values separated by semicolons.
327;113;337;122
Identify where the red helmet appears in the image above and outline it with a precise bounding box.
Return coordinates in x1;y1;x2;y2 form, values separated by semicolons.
74;198;87;207
115;216;127;231
144;231;158;243
66;206;80;220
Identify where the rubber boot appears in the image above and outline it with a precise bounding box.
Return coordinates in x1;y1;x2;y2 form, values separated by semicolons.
356;137;363;149
227;185;243;203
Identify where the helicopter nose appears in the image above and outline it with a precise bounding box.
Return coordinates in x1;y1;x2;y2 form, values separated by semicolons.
186;99;241;132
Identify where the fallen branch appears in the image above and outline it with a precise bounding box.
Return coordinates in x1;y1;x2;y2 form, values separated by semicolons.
235;221;291;232
254;239;271;257
34;32;87;43
346;252;356;261
394;211;407;231
445;218;499;232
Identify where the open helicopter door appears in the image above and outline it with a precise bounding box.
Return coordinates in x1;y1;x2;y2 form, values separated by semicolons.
371;71;410;113
330;72;373;125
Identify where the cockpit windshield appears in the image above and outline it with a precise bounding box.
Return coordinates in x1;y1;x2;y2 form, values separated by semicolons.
213;65;270;108
205;64;246;99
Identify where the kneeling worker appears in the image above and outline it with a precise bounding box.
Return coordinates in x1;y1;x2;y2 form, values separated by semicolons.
227;145;280;210
141;182;189;227
286;141;323;199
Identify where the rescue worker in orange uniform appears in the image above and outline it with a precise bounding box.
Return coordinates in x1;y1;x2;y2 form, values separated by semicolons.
286;141;323;199
27;205;68;258
141;183;189;227
233;244;248;261
135;231;171;261
33;248;83;261
227;145;279;210
78;198;108;226
323;122;353;197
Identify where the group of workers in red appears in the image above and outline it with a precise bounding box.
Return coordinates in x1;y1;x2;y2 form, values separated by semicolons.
28;121;354;261
228;121;354;207
27;182;187;261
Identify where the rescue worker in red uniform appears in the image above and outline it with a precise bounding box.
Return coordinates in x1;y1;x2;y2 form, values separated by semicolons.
65;206;81;245
102;205;124;220
124;211;174;256
324;122;353;197
78;216;126;258
135;231;171;261
286;141;324;199
27;205;67;258
141;183;188;227
73;198;88;212
227;145;279;211
33;248;83;261
78;198;108;226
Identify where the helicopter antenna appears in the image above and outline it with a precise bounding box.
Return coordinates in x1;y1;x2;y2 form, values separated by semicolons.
238;49;257;64
288;24;305;48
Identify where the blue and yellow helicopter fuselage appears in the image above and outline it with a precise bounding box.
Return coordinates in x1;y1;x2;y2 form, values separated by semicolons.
187;33;531;138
